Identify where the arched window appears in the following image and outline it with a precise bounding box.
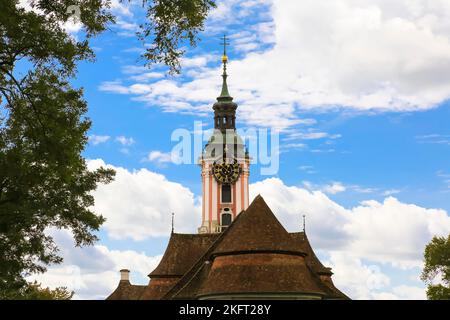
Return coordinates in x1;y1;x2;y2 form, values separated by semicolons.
221;212;232;228
221;184;231;203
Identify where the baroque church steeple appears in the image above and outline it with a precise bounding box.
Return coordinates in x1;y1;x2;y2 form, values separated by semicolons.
213;35;237;131
106;39;349;302
198;36;250;234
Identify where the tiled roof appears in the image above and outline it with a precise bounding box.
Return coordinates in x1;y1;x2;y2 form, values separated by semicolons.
197;253;326;298
149;233;219;277
290;232;332;275
139;277;180;300
107;196;349;300
212;195;306;256
106;280;146;300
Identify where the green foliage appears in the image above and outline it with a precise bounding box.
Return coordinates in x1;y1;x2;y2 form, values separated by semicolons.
8;281;73;300
0;0;214;299
0;0;115;298
421;235;450;300
138;0;216;74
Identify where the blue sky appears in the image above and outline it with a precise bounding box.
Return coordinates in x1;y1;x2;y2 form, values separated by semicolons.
27;0;450;300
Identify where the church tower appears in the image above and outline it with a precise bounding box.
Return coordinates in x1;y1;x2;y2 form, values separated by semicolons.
107;38;349;302
198;37;250;234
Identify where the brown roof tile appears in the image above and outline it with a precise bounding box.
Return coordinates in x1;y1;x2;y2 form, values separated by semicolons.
212;195;305;255
150;233;219;277
197;253;326;298
106;280;146;300
139;277;180;300
169;262;212;299
290;232;332;275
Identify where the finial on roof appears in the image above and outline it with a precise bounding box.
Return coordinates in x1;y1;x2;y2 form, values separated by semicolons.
303;214;306;233
171;212;174;234
218;34;232;101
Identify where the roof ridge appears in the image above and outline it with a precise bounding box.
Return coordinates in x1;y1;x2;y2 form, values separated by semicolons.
212;196;304;255
162;207;247;299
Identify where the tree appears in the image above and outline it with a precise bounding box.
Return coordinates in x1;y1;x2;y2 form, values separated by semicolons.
139;0;216;74
421;235;450;300
15;281;73;300
0;0;116;298
0;0;214;298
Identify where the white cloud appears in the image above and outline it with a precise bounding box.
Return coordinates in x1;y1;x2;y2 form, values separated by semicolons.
416;134;450;146
122;65;148;75
324;251;391;300
116;20;139;32
181;55;213;68
250;177;450;267
17;0;34;12
115;136;135;146
252;0;450;111
310;148;336;153
284;131;337;141
282;128;342;144
249;177;450;299
146;151;171;163
100;0;450;130
327;252;426;299
299;165;316;174
280;143;307;150
98;81;130;94
391;285;427;300
129;72;164;82
143;150;182;166
29;229;161;299
382;189;401;196
351;185;378;194
322;182;347;195
303;181;381;195
87;159;201;240
110;0;134;17
373;285;427;300
17;0;83;34
437;170;450;189
89;135;111;145
345;197;449;267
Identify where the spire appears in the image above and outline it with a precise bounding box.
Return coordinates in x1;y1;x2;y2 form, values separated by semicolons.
212;34;238;131
302;214;306;233
218;35;232;101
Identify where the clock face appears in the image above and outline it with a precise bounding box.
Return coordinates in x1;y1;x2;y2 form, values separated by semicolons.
213;162;241;184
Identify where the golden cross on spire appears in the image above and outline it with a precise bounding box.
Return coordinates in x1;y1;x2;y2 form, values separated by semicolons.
220;34;230;64
220;34;230;56
218;34;232;99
